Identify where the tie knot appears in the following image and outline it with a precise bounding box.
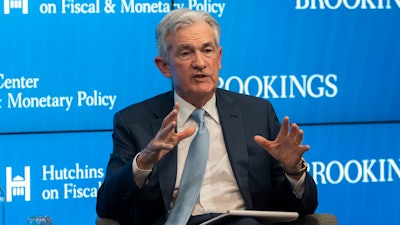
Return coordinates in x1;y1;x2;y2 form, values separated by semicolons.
191;109;205;124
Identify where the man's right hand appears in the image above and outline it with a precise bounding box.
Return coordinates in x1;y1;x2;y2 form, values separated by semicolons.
137;102;196;170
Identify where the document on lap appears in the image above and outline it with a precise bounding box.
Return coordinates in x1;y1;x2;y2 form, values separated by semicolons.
200;210;299;225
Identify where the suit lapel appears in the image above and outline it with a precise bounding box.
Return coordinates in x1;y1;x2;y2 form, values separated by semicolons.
157;148;177;215
216;90;253;208
148;92;178;214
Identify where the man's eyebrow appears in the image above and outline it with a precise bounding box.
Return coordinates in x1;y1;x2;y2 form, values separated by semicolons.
176;44;193;51
175;42;216;51
202;42;216;48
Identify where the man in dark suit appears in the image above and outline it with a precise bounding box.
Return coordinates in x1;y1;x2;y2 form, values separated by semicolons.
96;8;318;225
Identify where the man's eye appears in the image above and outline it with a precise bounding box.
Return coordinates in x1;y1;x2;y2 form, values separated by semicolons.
204;49;214;54
179;51;191;57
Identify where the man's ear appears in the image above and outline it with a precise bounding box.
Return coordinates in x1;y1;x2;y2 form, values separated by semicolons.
155;56;172;78
218;46;222;70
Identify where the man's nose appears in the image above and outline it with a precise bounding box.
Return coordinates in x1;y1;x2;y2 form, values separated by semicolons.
192;52;206;69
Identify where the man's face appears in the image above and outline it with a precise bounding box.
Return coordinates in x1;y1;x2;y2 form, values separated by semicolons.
159;22;222;107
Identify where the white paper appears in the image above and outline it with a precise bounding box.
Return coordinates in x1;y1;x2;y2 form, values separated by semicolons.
199;210;299;225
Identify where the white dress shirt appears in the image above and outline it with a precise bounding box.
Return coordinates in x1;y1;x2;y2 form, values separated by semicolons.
132;92;305;215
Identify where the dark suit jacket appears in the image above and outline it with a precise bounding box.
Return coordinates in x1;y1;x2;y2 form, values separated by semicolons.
96;89;318;225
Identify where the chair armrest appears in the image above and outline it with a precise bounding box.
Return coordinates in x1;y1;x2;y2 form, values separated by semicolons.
96;213;338;225
288;213;338;225
96;217;120;225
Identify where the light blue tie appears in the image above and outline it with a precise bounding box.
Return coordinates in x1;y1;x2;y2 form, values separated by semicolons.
165;109;209;225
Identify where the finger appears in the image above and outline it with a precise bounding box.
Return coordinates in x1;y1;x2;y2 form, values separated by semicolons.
288;123;300;140
153;142;175;151
174;102;180;111
146;138;175;153
161;103;179;129
294;131;310;153
301;144;310;151
302;145;311;152
157;120;177;141
254;135;272;149
176;126;197;141
294;129;304;145
280;116;290;135
296;144;311;155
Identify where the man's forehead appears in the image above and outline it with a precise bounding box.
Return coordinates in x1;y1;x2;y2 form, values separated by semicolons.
166;23;215;42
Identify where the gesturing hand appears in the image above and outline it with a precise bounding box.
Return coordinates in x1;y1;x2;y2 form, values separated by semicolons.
137;103;196;169
254;116;310;175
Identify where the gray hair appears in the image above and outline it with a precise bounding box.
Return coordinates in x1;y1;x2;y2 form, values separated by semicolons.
155;8;221;61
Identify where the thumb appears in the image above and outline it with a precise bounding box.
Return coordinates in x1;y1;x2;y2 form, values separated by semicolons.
178;126;197;140
254;135;272;148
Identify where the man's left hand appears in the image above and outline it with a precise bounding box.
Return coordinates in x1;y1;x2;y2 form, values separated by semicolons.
254;116;310;174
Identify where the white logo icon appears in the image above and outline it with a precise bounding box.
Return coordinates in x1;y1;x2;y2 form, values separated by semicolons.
4;0;28;14
6;166;31;202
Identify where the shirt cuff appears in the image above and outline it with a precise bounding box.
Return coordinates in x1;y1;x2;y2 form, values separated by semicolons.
286;172;306;199
132;153;152;188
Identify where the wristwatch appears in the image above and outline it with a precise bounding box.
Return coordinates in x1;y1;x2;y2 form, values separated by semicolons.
282;158;308;176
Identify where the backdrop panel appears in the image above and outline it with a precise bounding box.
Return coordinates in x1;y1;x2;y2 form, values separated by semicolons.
0;131;111;225
1;1;399;133
304;122;400;225
1;123;399;225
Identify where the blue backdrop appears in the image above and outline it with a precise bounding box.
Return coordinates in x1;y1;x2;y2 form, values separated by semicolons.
1;1;399;224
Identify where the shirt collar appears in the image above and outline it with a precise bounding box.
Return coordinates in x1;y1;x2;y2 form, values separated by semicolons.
174;91;220;127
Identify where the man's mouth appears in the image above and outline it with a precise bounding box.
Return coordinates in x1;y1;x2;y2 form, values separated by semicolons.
194;74;208;78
